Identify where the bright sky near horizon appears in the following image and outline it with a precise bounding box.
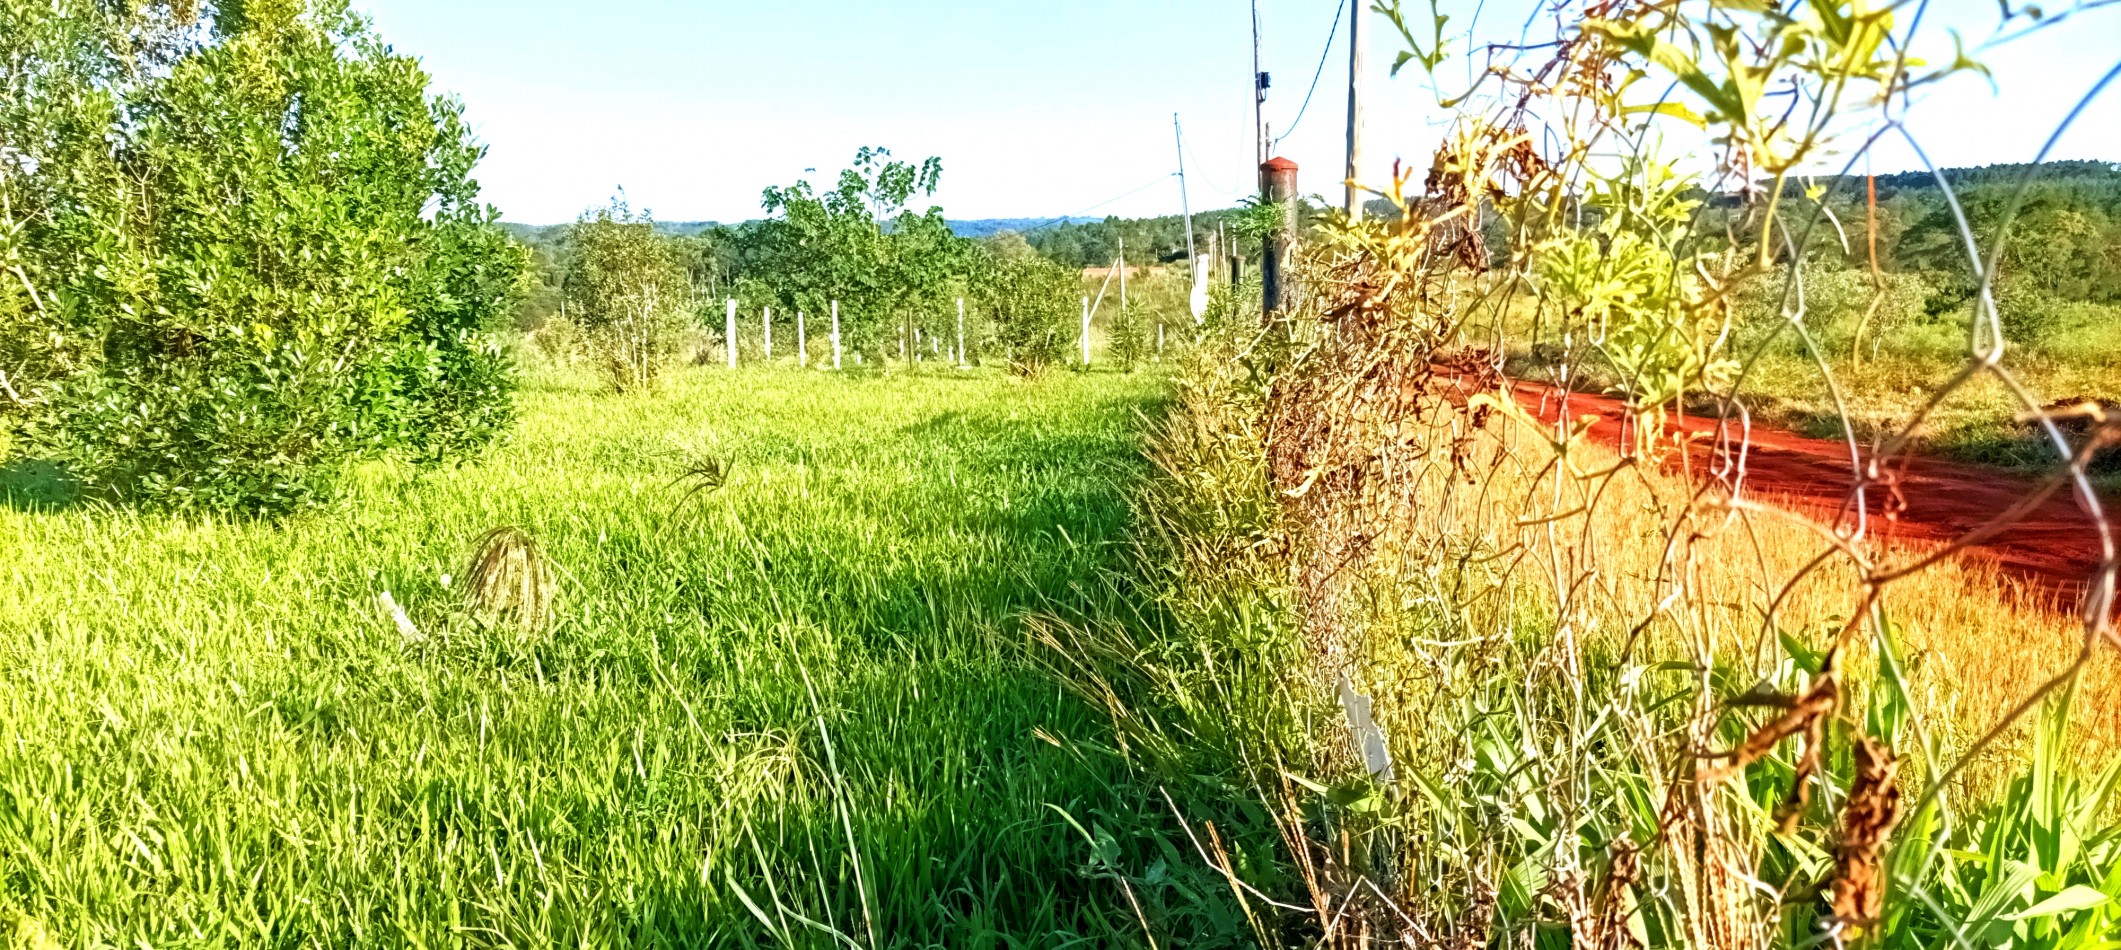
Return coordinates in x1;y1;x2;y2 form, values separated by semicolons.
355;1;2121;226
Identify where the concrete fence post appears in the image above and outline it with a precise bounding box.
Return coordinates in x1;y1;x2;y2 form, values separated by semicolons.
725;298;738;368
1260;157;1299;323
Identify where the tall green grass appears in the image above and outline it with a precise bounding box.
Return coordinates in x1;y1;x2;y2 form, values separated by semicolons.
0;365;1199;946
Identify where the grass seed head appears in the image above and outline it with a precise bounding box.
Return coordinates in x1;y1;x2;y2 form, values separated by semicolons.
1831;736;1904;930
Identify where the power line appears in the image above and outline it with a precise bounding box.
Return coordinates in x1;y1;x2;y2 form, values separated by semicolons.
1013;173;1182;235
1274;0;1349;149
1181;134;1239;197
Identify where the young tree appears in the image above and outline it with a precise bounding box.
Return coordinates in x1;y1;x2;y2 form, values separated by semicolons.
6;0;525;510
745;148;962;361
564;202;690;392
1108;302;1148;372
976;254;1076;375
888;208;972;361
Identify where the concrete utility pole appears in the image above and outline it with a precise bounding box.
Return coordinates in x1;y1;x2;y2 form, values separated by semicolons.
1260;157;1299;322
1081;296;1091;365
1173;114;1196;268
1252;0;1267;166
1118;236;1127;310
1345;0;1366;218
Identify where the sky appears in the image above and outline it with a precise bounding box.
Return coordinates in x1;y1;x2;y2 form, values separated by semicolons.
353;0;2121;226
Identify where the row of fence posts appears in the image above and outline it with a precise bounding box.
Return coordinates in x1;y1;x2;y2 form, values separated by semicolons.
722;298;854;369
714;288;1177;369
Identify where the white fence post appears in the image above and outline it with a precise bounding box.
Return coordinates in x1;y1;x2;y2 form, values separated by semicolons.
763;305;773;362
831;300;842;370
1080;296;1091;366
956;298;966;367
798;311;808;368
725;298;738;369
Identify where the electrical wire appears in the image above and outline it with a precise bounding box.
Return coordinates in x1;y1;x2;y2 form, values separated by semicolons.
1180;134;1240;198
1015;173;1182;235
1273;0;1348;149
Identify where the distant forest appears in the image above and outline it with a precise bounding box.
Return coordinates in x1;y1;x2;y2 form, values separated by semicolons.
1711;160;2121;307
506;161;2121;326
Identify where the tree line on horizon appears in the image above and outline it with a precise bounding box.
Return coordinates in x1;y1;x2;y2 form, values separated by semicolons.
518;148;1128;391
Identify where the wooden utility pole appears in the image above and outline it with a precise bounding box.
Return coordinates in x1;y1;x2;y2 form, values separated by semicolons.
1345;0;1365;218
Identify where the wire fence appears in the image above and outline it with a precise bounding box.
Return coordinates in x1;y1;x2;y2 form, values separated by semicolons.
1249;0;2121;943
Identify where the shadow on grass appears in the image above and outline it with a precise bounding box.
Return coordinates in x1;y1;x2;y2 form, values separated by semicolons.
685;392;1246;942
0;376;1255;946
0;457;81;511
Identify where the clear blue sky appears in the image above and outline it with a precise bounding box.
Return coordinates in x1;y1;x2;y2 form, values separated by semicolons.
353;1;2121;226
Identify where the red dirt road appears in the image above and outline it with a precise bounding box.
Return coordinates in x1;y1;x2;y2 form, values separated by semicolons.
1487;378;2119;596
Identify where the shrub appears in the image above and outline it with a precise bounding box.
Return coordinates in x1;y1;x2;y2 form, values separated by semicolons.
4;0;524;511
1731;262;1933;358
1108;302;1148;372
563;203;691;392
978;255;1076;375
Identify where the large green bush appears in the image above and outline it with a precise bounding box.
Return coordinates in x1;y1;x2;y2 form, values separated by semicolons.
0;0;524;511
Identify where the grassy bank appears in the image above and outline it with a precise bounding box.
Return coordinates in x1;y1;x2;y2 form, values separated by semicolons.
1077;289;2121;945
1;365;1187;946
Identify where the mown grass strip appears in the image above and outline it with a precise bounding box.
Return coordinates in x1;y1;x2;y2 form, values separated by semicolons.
0;366;1186;946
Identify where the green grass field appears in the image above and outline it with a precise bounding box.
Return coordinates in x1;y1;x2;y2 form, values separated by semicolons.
0;365;1180;947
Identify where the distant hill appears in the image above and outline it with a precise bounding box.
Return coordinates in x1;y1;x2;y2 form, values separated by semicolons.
944;217;1102;238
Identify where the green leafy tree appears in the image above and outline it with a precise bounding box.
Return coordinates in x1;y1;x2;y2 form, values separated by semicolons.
747;148;958;361
564;202;690;392
888;207;972;361
976;254;1076;375
6;0;524;510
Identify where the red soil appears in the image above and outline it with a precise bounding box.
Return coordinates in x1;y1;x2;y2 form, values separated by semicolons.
1482;376;2119;600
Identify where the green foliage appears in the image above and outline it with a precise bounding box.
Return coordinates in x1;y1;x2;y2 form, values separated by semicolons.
1108;302;1149;373
1;0;523;512
1025;209;1244;270
740;148;958;360
563;201;690;392
1884;690;2121;949
977;253;1077;375
1536;156;1735;446
1224;197;1288;247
